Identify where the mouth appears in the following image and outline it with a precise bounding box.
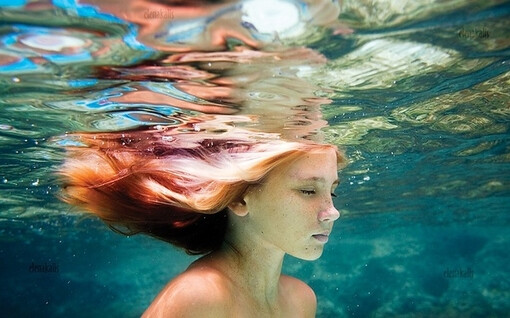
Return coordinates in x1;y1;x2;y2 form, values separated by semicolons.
312;233;329;243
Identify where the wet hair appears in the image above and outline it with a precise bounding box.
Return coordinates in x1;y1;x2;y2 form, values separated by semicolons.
57;126;346;255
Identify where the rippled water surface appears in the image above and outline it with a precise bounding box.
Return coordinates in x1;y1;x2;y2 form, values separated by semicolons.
1;0;509;317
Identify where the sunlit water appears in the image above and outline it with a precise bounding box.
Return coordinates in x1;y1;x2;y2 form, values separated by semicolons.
1;0;509;317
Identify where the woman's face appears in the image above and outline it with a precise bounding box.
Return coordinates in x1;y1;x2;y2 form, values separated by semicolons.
243;148;340;260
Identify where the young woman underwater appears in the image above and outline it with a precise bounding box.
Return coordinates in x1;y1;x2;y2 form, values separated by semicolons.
58;120;346;317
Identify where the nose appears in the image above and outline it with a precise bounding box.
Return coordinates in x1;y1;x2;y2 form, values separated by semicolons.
318;203;340;222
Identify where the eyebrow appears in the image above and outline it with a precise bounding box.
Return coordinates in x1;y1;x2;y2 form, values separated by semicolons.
294;176;339;185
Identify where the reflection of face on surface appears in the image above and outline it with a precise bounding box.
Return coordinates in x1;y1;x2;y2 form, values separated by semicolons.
240;148;340;260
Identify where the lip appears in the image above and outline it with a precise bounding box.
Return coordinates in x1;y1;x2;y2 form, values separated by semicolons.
312;232;330;243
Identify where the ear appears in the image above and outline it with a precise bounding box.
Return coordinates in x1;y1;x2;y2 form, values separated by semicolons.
228;199;248;217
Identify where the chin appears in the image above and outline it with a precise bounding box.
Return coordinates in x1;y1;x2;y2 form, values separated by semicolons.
291;247;324;261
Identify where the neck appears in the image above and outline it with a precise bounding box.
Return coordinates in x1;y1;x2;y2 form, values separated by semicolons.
216;221;285;307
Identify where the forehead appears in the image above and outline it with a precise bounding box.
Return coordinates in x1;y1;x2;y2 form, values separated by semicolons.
276;148;339;181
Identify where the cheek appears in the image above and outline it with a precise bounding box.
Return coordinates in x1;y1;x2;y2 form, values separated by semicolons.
277;195;316;229
262;196;297;230
258;186;291;209
277;193;301;214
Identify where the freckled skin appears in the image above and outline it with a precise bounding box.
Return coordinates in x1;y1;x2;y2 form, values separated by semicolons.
240;148;340;261
143;149;341;317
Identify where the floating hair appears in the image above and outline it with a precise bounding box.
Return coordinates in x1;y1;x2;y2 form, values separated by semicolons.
57;127;345;254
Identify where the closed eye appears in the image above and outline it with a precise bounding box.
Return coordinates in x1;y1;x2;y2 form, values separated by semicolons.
331;193;337;198
300;189;316;196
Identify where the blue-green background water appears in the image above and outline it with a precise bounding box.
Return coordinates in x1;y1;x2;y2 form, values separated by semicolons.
1;0;509;317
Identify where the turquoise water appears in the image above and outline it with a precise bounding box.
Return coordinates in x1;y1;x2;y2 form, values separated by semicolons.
1;0;509;317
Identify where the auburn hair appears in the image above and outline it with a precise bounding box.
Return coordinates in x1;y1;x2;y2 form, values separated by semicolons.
57;125;346;254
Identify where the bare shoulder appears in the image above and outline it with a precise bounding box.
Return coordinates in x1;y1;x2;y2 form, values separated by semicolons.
280;275;317;317
142;265;232;318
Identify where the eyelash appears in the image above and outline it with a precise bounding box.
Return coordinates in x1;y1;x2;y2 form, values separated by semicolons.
300;190;338;198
